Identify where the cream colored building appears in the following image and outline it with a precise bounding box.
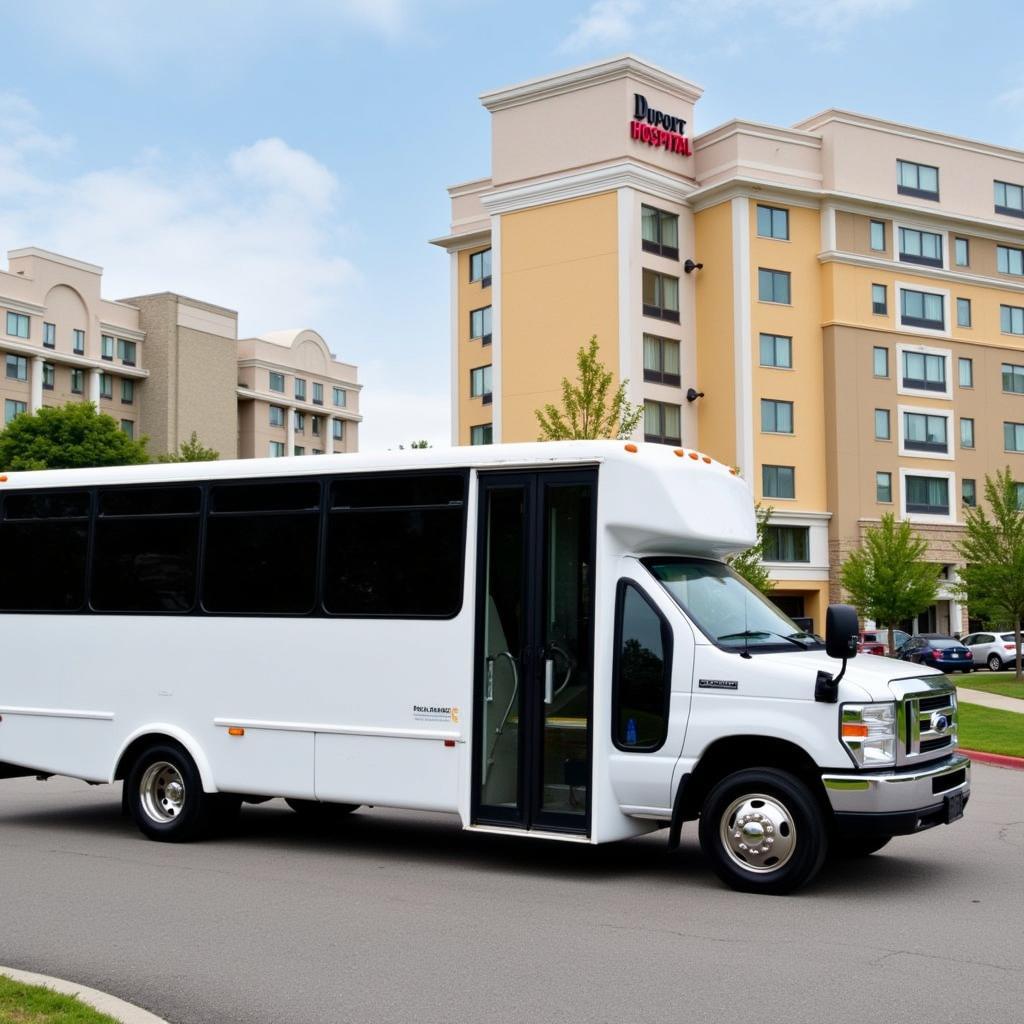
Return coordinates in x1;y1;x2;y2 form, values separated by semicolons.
1;247;361;462
433;54;1024;634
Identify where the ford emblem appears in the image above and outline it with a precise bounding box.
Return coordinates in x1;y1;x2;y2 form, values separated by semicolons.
930;712;949;734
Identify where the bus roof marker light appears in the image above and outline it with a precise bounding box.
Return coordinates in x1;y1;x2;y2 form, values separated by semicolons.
0;475;7;483
673;449;685;458
688;452;699;460
702;455;712;464
624;443;638;453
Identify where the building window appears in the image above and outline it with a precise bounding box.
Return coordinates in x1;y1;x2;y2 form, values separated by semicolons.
70;369;84;394
268;441;286;458
959;357;973;387
4;399;27;424
954;237;969;266
470;364;493;403
5;354;28;381
469;248;492;286
1001;304;1024;336
905;475;949;515
1005;421;1024;452
642;269;680;321
874;409;891;440
873;346;889;378
120;419;134;439
333;419;344;441
756;204;789;241
99;373;113;400
763;525;809;562
956;297;971;328
898;226;943;268
269;371;285;393
311;416;321;437
644;400;682;445
43;322;55;348
333;386;347;408
294;410;305;432
762;464;795;499
470;423;493;446
997;245;1024;276
294;378;306;401
312;382;324;405
869;220;886;252
294;446;305;456
644;334;681;384
73;329;85;354
902;351;947;392
1003;362;1024;394
960;417;974;449
6;312;29;338
42;362;54;390
897;159;939;200
872;283;887;315
758;268;791;305
118;339;137;366
1016;483;1024;511
759;333;792;369
962;478;976;508
900;289;944;330
121;379;134;405
761;398;793;434
470;305;492;344
269;405;285;428
995;180;1024;218
101;335;114;360
641;204;680;258
876;472;892;503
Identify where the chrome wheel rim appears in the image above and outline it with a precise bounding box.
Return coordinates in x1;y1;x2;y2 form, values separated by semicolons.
719;793;796;874
139;761;186;824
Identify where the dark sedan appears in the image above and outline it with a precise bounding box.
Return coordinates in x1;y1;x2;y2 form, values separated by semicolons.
898;635;974;673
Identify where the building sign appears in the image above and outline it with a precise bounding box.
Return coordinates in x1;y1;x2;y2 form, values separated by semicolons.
630;94;691;157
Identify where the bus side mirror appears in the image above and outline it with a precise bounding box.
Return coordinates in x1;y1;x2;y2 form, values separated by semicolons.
816;604;858;703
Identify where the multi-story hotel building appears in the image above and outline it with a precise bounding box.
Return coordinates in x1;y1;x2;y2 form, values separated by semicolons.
432;54;1024;633
1;247;361;461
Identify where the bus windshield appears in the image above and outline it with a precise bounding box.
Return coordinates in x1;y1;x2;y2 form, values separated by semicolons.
644;557;821;652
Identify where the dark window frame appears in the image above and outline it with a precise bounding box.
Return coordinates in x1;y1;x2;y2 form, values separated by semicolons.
905;475;950;516
469;305;492;345
899;289;945;331
872;283;888;315
758;268;791;305
642;269;681;323
995;180;1024;218
643;333;682;385
469;248;492;288
641;204;680;259
897;226;943;268
897;158;940;200
756;204;789;241
902;411;949;454
762;464;795;499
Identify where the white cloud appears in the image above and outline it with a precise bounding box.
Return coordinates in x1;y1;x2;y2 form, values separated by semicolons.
559;0;644;53
997;83;1024;110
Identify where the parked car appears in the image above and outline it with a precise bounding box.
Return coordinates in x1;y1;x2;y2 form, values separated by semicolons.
858;628;911;656
898;634;974;672
962;631;1023;672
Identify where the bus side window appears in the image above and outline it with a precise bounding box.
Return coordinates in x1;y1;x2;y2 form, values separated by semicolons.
612;581;673;751
0;490;89;612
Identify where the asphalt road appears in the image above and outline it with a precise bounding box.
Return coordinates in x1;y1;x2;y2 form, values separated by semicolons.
1;766;1022;1024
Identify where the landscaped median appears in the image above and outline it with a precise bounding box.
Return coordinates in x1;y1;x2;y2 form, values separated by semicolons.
0;975;120;1024
955;682;1024;768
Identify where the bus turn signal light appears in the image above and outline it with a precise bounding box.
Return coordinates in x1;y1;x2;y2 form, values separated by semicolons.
228;727;245;737
841;723;870;738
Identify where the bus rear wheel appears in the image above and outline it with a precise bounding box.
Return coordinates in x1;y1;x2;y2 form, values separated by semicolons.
127;744;223;843
285;798;359;820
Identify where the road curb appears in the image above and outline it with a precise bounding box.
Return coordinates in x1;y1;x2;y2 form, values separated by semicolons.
962;748;1024;771
0;966;169;1024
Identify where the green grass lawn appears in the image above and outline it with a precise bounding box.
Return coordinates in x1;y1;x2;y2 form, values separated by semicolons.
0;976;119;1024
958;703;1024;759
958;673;1024;701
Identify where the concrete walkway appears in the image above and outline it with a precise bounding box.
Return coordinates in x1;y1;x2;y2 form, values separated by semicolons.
957;686;1024;713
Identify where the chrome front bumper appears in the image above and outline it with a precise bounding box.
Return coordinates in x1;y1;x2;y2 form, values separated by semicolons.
821;752;970;815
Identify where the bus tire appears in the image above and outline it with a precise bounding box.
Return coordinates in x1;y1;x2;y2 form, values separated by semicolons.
127;743;218;843
285;797;359;819
698;768;827;895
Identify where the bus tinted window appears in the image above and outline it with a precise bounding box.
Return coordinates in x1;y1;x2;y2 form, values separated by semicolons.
3;491;89;520
99;486;200;517
331;474;464;509
212;482;320;514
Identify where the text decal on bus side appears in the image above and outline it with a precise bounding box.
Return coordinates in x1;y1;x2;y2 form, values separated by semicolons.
698;679;738;691
413;705;460;723
631;93;692;156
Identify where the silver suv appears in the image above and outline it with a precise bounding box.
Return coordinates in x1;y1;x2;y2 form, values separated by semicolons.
962;631;1022;671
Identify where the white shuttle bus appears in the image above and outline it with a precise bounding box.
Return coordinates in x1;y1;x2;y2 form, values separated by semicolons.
0;441;969;893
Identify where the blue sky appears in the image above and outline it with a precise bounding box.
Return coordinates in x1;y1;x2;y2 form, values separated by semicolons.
1;0;1022;450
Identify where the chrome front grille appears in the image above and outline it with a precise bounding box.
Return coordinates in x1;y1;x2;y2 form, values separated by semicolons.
905;690;957;760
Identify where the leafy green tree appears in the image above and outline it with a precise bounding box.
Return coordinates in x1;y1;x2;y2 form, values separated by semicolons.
839;512;940;653
0;402;148;471
955;468;1024;679
535;336;643;440
726;503;774;595
157;431;219;463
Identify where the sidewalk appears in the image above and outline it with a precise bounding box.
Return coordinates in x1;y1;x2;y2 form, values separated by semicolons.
957;687;1024;714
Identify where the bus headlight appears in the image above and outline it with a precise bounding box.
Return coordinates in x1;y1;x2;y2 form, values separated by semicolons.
840;702;896;767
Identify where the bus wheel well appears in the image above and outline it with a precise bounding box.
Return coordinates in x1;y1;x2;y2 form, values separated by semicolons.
114;734;189;782
679;736;822;822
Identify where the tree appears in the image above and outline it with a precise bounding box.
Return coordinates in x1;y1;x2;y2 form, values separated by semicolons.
726;503;774;595
396;440;431;450
157;431;219;463
955;468;1024;680
839;512;941;653
0;402;148;471
535;336;643;440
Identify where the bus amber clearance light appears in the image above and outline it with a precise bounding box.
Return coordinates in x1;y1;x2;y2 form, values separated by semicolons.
624;443;638;453
228;727;245;737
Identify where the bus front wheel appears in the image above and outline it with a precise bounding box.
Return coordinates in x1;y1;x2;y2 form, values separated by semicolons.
127;743;224;843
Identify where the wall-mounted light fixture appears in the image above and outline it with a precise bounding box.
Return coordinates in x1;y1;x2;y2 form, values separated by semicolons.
683;259;704;274
686;387;704;403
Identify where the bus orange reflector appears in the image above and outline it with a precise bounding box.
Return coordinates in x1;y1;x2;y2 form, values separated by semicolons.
624;443;638;453
673;449;685;457
228;727;245;737
841;723;869;738
729;468;738;475
688;451;698;460
702;456;712;464
0;475;6;482
444;739;456;748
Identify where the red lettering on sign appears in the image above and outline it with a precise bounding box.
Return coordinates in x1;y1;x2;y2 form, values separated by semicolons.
628;121;691;158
